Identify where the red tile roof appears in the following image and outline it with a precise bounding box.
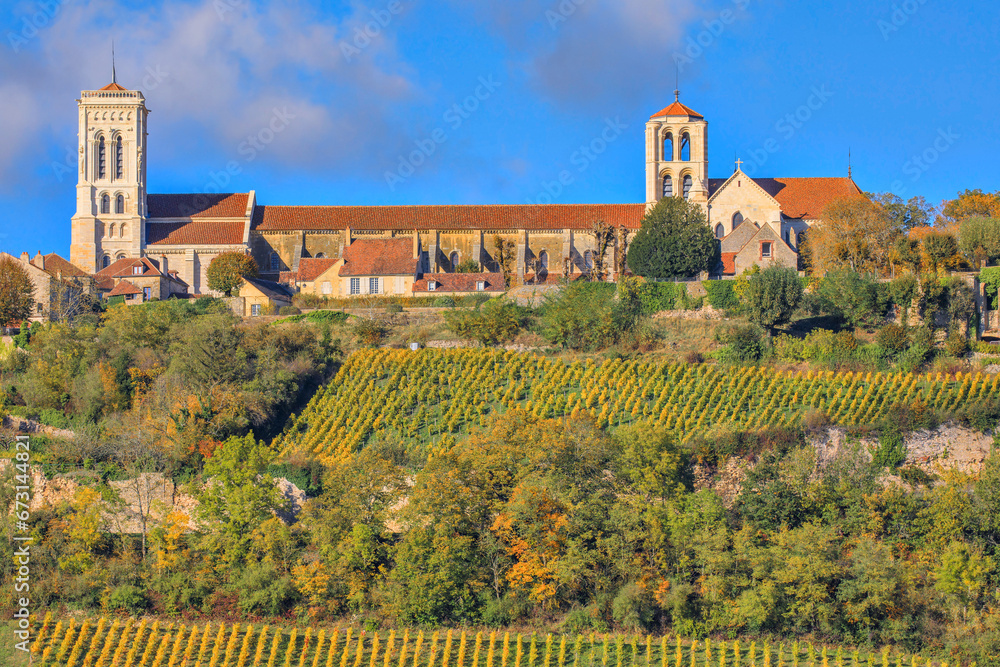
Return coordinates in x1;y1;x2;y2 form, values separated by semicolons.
147;193;250;219
97;257;163;279
31;254;89;278
147;221;246;246
252;204;648;232
339;239;417;277
751;178;865;220
720;252;737;275
650;101;704;120
295;258;339;282
99;82;128;92
108;280;141;297
412;273;505;293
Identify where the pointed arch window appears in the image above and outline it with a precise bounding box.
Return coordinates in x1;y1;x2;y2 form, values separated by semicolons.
115;136;124;180
663;133;674;161
115;194;125;214
682;175;693;200
101;194;111;214
715;224;725;240
680;133;691;161
662;175;673;198
732;212;744;229
97;136;107;179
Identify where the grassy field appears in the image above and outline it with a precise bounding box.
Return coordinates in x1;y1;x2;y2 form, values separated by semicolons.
19;614;965;667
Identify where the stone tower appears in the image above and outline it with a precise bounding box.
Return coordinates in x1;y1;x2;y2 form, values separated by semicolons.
70;71;148;274
645;91;709;207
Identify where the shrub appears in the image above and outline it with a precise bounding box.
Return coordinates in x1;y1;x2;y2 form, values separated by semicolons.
433;297;456;308
899;465;935;487
278;305;301;316
959;399;1000;432
636;281;685;315
977;341;1000;356
704;280;740;311
741;265;803;332
872;429;907;470
386;303;404;314
945;331;970;357
106;584;149;614
875;323;909;354
353;317;388;347
715;324;768;363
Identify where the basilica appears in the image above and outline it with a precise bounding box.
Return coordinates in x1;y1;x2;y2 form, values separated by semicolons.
68;78;863;300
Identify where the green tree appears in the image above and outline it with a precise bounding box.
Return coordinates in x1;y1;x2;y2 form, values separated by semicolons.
455;257;481;273
207;251;259;297
0;254;36;327
935;542;995;622
616;424;688;503
923;232;959;274
741;265;803;333
958;217;1000;266
444;298;525;347
627;196;717;280
817;269;888;330
891;237;923;274
195;434;285;569
867;192;936;230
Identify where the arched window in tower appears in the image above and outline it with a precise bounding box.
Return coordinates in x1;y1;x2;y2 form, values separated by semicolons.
682;175;693;200
715;224;725;240
663;133;673;161
102;255;111;269
662;175;673;198
101;194;111;214
115;195;125;214
680;133;691;161
115;136;123;180
97;136;107;179
116;253;126;261
119;223;127;239
732;212;744;229
108;223;116;238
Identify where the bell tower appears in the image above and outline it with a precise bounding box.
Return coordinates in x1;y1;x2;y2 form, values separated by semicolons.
70;64;148;274
645;90;709;207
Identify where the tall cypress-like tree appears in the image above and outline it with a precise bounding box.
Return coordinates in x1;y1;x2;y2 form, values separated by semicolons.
626;197;717;280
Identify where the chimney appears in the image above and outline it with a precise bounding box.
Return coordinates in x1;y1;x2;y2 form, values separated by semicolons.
160;255;168;273
20;252;29;264
345;226;353;247
34;252;44;271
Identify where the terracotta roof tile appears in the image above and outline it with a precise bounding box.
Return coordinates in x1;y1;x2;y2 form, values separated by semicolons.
252;204;648;232
31;254;90;278
147;193;250;219
650;100;704;119
295;258;339;282
108;280;141;296
720;253;737;275
97;256;163;279
751;177;865;220
99;82;128;92
339;239;417;277
147;221;246;246
413;273;505;293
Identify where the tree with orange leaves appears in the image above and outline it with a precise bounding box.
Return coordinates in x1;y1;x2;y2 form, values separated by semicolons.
940;188;1000;223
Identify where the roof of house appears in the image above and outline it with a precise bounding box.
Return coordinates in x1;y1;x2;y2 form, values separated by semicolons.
295;257;339;282
650;100;704;120
147;193;251;219
752;177;864;220
720;253;737;275
30;253;89;278
146;221;246;246
412;272;505;293
96;256;164;279
339;239;418;277
242;276;294;301
720;220;761;253
108;280;141;297
99;81;128;92
252;203;648;232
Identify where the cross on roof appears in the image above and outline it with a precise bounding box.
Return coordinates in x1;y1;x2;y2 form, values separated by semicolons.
735;158;743;170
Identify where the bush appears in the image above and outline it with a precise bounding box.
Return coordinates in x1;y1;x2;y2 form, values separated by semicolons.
433;297;456;308
636;281;685;315
945;331;970;357
704;280;740;311
106;584;149;614
872;429;907;470
977;341;1000;356
353;317;388;347
386;303;404;314
715;324;768;363
278;305;301;316
959;399;1000;432
876;323;909;354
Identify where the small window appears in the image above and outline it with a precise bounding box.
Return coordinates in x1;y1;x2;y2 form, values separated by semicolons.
662;175;672;198
101;194;111;214
37;303;45;315
476;281;485;292
322;281;332;295
683;175;693;200
539;251;549;271
733;212;744;229
102;255;111;269
116;253;126;261
663;132;673;161
680;133;691;161
115;136;124;180
115;195;124;214
108;223;116;238
133;265;143;275
315;253;326;259
97;136;106;179
350;278;361;295
449;251;459;270
761;242;773;259
143;287;151;301
715;224;725;240
428;281;437;292
369;277;380;295
251;304;262;317
270;253;281;272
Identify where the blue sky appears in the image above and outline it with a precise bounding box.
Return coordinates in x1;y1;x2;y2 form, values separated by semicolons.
0;0;998;257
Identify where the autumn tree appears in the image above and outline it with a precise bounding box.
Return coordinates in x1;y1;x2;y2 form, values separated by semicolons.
867;192;936;230
627;196;717;280
923;231;959;274
589;219;616;282
444;298;525;347
940;188;1000;223
0;254;36;327
958;217;1000;266
207;251;259;297
492;235;517;288
803;196;900;277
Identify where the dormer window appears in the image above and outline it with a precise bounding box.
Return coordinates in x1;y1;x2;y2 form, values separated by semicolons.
428;281;437;291
133;265;144;276
476;281;485;291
